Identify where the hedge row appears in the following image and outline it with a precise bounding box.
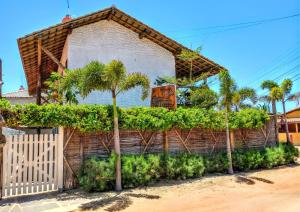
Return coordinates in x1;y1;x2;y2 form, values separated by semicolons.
0;99;269;132
79;144;298;192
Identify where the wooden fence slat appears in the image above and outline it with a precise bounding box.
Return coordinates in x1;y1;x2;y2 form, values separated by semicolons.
17;134;24;195
27;134;34;193
38;134;44;192
22;135;29;194
2;136;9;197
33;134;39;193
6;136;13;196
12;136;18;195
42;134;49;191
54;134;58;189
48;134;54;190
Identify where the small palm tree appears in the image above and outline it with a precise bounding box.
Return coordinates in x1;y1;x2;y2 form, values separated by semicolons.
218;70;235;174
62;60;150;191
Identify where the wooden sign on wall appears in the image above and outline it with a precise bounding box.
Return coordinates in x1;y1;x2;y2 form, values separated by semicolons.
151;85;177;109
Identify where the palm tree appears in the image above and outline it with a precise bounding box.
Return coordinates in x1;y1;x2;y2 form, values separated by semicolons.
61;60;150;191
261;79;300;144
218;70;235;174
261;80;280;144
277;79;300;144
279;79;291;143
232;87;257;111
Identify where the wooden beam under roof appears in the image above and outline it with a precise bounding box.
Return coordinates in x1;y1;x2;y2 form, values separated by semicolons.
41;45;66;70
36;37;42;105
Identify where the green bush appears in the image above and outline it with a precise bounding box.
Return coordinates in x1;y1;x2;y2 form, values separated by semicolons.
78;144;298;192
121;154;161;188
79;155;115;192
165;154;205;180
233;150;265;171
204;153;228;173
263;144;298;168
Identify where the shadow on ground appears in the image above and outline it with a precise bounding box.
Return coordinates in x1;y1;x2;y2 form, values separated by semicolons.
75;193;160;212
235;175;274;185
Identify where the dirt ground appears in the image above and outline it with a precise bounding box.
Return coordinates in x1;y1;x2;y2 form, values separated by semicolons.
72;164;300;212
1;163;300;212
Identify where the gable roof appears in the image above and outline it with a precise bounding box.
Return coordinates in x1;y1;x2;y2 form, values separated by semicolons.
3;90;33;98
18;6;226;95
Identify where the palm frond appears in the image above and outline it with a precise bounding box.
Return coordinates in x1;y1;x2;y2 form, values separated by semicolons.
260;80;278;90
103;60;126;88
119;72;150;100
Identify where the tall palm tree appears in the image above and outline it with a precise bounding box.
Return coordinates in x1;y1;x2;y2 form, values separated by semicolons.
62;60;150;191
277;79;300;144
261;80;280;144
279;79;292;143
218;70;235;174
261;79;300;144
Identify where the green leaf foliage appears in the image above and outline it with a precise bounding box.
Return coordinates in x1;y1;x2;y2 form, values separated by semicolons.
78;144;298;192
0;99;270;132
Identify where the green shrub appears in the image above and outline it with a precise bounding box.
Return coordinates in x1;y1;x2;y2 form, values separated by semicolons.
233;150;265;171
164;154;205;180
263;144;298;168
204;153;228;173
78;144;298;192
121;154;161;188
79;155;115;192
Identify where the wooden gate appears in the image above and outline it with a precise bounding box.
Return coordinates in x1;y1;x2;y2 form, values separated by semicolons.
1;129;63;198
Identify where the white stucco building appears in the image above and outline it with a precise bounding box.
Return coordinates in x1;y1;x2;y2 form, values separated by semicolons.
18;6;225;106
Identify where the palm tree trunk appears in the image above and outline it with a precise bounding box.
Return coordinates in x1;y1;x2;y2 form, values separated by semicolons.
225;110;234;174
112;90;122;191
282;98;290;144
271;100;279;145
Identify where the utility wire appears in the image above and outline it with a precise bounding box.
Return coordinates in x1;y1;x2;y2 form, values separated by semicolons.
165;13;300;34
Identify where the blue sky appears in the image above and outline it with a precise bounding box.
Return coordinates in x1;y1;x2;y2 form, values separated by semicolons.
0;0;299;111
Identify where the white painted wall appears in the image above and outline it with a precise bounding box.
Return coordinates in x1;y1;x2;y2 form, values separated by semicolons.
68;20;175;107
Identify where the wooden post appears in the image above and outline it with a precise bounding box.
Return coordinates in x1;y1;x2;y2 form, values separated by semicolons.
163;131;168;154
36;38;42;105
57;127;64;192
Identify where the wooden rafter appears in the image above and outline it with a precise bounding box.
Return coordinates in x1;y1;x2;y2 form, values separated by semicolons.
41;45;66;70
36;38;42;105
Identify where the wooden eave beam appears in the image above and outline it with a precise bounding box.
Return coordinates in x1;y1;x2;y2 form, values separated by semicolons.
36;38;42;104
41;45;66;70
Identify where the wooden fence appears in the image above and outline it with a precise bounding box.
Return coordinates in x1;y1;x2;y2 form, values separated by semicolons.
1;130;64;198
63;118;276;189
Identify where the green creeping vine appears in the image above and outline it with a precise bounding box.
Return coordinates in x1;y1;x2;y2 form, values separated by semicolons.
0;99;269;132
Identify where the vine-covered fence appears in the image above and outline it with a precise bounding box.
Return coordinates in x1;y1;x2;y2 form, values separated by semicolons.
62;117;276;189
